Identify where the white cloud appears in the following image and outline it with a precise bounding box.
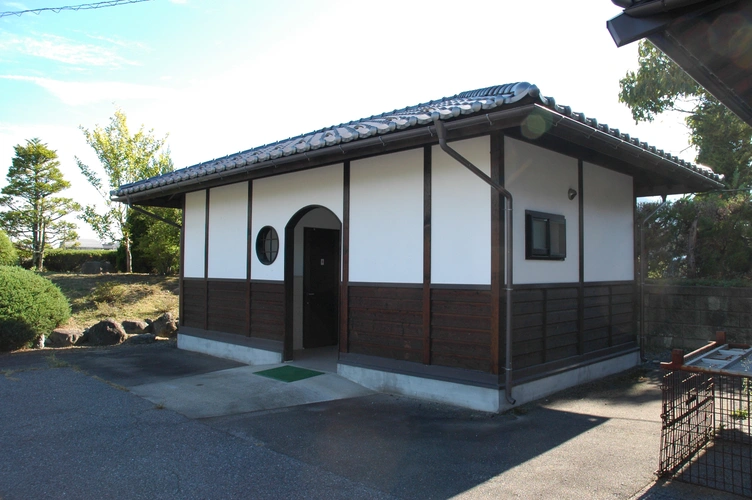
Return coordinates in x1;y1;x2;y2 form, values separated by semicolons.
83;33;148;51
1;75;172;105
3;2;28;10
0;31;138;68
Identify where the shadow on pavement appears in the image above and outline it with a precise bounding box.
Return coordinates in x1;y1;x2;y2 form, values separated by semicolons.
632;477;744;499
206;394;608;499
0;341;244;387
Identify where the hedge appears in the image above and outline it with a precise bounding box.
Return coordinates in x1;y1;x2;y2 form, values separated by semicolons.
43;249;118;272
0;230;17;266
0;266;70;351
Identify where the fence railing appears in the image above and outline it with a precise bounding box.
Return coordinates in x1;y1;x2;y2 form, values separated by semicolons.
658;332;752;498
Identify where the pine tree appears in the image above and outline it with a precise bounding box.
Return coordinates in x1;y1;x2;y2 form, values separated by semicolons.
0;139;79;271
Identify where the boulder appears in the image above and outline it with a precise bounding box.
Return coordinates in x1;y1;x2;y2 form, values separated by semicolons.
151;312;178;338
84;319;126;346
121;320;149;335
124;333;156;344
47;328;84;348
79;261;114;274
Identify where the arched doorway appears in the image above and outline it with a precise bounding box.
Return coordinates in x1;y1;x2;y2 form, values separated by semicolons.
283;205;342;361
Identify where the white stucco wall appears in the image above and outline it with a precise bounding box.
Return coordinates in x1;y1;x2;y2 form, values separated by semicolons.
431;137;491;285
505;137;579;284
183;190;207;278
207;182;249;279
350;149;423;283
251;164;343;281
583;162;634;282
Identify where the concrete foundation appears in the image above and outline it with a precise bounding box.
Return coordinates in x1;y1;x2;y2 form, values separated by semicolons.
499;351;641;412
178;333;282;365
338;364;499;412
339;350;641;412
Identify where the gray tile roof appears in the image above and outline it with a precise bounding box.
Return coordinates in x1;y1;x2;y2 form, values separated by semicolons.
114;82;722;198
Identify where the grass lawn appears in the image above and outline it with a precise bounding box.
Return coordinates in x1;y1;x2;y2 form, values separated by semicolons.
44;273;179;330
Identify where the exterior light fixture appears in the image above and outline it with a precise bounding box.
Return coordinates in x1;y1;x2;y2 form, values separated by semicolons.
568;188;577;200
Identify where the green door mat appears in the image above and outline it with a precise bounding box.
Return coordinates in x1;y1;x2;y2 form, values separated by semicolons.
254;365;324;383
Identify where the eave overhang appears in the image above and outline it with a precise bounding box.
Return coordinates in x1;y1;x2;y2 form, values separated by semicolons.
608;0;752;127
114;83;723;207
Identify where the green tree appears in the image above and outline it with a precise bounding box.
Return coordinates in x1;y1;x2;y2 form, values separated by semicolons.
0;139;79;271
77;110;173;273
0;229;18;266
620;40;752;188
130;207;180;274
622;41;752;280
638;195;752;279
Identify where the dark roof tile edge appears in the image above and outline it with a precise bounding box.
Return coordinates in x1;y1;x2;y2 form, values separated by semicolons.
114;82;722;197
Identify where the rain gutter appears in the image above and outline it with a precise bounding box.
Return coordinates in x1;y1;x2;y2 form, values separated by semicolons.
432;116;516;406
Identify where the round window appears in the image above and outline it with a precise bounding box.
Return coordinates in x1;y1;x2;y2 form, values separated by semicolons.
256;226;279;265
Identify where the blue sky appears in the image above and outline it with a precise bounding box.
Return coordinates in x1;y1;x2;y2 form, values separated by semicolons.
0;0;693;240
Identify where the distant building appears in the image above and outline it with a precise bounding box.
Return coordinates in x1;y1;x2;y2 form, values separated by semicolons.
63;239;117;250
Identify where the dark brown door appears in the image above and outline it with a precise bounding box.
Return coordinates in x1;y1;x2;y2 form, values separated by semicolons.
303;227;340;348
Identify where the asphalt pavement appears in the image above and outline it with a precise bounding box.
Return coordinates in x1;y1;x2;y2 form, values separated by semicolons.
0;341;744;499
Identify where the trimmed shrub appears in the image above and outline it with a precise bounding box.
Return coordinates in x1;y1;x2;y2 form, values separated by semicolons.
0;266;70;351
43;249;117;273
0;230;17;266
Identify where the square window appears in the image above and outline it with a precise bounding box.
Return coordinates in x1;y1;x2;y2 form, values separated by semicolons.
525;211;566;260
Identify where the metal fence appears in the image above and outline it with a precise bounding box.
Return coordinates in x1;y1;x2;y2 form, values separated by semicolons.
658;332;752;497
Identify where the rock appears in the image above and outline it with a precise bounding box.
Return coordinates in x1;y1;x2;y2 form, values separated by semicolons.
121;320;149;335
124;333;156;344
79;261;114;274
47;328;84;348
151;312;178;338
85;319;126;346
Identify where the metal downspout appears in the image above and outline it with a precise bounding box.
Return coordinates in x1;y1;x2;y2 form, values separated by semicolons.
639;195;667;361
432;117;516;405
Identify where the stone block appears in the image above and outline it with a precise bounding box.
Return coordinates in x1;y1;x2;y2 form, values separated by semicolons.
121;320;149;335
84;319;126;346
737;314;752;329
729;297;752;313
151;312;178;338
47;328;84;348
707;296;722;311
682;295;698;310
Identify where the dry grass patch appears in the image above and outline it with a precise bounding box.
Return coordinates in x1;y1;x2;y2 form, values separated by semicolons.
44;273;179;330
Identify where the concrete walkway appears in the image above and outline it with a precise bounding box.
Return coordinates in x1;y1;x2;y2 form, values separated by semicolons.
131;363;373;419
0;341;744;499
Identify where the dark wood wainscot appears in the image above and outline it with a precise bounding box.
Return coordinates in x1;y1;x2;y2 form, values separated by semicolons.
430;288;492;372
511;282;636;372
207;280;247;335
182;278;207;329
250;281;285;343
181;278;285;343
348;285;423;363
